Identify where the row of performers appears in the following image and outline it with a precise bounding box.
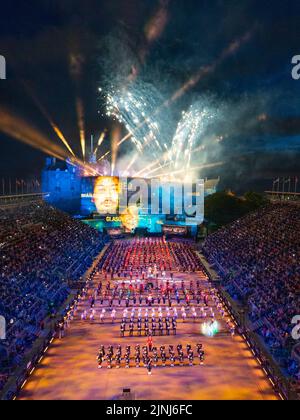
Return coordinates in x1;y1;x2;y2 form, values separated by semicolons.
97;344;205;373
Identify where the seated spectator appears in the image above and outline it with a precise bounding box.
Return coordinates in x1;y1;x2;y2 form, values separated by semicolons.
202;203;300;382
0;201;107;391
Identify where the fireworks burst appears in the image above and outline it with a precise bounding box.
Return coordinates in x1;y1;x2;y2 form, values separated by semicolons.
102;82;223;180
170;104;216;172
104;81;174;163
96;21;259;181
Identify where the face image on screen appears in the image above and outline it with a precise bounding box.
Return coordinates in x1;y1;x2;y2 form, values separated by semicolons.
93;176;120;215
120;205;139;232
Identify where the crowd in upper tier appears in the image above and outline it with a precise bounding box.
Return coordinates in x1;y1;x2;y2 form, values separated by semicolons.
0;202;107;391
202;203;300;381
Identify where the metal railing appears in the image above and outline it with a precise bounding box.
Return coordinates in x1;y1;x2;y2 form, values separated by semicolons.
0;193;47;208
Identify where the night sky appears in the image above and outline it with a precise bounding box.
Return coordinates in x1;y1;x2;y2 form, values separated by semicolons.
0;0;299;192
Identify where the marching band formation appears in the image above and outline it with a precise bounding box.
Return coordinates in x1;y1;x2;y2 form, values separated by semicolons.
59;238;236;376
97;344;205;373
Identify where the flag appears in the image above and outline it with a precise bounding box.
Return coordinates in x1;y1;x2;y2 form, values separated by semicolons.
282;177;291;193
272;178;280;193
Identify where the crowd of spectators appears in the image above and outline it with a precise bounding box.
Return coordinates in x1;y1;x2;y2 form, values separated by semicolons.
98;237;202;275
202;203;300;382
0;201;107;392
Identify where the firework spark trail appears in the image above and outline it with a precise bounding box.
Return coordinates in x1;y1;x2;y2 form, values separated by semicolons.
170;105;215;171
106;82;170;161
116;29;255;149
76;97;86;161
134;158;162;177
170;65;216;104
154;161;225;179
106;94;220;178
192;144;206;153
118;132;132;147
94;129;107;156
111;125;121;176
98;150;110;163
125;153;140;174
128;0;170;83
126;102;218;178
106;95;217;177
69;52;87;161
20;81;76;157
144;161;171;177
144;0;170;44
169;29;255;104
51;125;76;157
0;106;70;161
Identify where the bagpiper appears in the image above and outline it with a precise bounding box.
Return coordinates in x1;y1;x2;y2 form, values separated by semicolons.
120;322;125;337
153;348;159;367
161;351;167;367
147;358;153;375
169;352;175;367
188;350;194;367
129;321;134;337
97;353;103;369
179;351;184;367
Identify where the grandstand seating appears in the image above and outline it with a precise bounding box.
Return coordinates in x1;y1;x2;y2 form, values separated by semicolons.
202;203;300;381
0;202;107;391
